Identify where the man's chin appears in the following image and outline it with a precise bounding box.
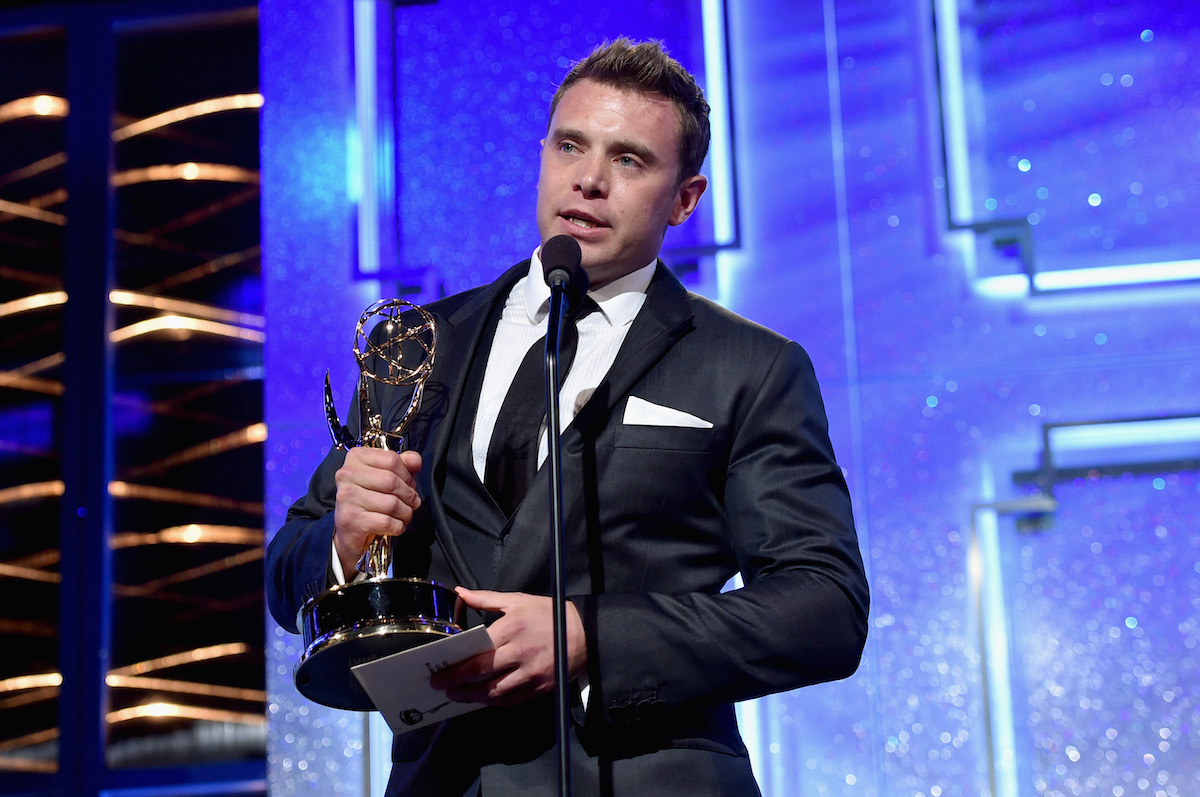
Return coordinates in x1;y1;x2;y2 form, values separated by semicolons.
578;260;608;286
581;260;649;290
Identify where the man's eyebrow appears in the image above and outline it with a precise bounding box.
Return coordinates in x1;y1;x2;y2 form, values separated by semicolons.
550;126;587;143
611;139;658;165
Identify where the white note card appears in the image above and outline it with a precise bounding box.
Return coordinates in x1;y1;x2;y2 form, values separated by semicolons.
351;625;495;734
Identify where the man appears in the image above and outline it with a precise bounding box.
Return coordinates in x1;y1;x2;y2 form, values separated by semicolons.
267;39;869;796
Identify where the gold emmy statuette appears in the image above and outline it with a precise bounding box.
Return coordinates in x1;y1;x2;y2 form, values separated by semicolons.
294;299;461;710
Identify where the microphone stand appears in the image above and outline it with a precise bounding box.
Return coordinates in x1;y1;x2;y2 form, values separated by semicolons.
543;279;573;797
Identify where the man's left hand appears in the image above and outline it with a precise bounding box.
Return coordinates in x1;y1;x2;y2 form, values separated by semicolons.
430;587;587;706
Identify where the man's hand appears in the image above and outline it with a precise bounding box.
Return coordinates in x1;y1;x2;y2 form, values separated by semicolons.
429;587;587;706
333;448;422;577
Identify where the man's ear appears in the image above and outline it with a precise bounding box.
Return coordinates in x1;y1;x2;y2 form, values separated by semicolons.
668;174;708;226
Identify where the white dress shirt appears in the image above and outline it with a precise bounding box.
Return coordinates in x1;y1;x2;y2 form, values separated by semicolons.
469;251;654;481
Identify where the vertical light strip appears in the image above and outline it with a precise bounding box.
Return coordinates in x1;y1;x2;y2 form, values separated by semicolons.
765;689;784;790
975;506;1019;797
353;0;380;276
972;461;1021;797
701;0;734;245
820;0;870;565
933;0;973;225
367;712;392;797
708;0;762;777
355;7;387;792
702;0;742;308
734;698;763;790
819;7;879;795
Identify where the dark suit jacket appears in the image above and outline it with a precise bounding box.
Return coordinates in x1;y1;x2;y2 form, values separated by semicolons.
266;262;869;796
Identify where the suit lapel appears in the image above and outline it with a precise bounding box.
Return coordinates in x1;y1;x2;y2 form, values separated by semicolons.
423;262;528;589
571;264;695;437
491;263;696;593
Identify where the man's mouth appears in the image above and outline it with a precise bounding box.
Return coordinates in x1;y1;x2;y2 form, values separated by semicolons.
562;213;606;229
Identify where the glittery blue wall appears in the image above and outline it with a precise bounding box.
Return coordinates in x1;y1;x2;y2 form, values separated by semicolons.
263;0;1200;794
385;0;710;290
969;2;1200;271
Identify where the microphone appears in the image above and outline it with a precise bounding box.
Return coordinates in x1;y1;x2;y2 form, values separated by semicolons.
537;234;587;797
541;234;588;312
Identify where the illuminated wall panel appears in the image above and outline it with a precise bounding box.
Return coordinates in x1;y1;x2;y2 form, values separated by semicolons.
0;23;67;779
936;0;1200;292
0;4;266;795
108;10;266;771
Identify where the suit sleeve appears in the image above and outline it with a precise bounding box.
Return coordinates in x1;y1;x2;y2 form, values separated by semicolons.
265;446;347;634
264;317;431;635
573;340;869;722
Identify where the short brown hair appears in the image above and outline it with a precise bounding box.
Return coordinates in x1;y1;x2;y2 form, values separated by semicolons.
549;38;711;182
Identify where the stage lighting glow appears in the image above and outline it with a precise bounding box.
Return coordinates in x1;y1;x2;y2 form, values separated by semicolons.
111;94;264;142
0;480;65;505
0;291;67;319
108;643;249;678
110;525;262;549
0;727;59;753
122;547;263;595
108;481;264;514
0;672;63;693
112;163;258;187
0;563;60;584
105;675;266;703
0;197;66;225
123;424;267;479
109;315;265;344
0;95;68;124
106;702;266;726
110;290;264;327
141;246;260;293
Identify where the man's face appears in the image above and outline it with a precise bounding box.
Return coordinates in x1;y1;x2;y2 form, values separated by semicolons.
536;79;707;289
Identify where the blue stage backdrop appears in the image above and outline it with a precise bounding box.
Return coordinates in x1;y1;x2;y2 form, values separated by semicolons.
263;0;1200;794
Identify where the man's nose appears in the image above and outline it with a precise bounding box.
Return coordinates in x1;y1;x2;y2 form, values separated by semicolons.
575;157;608;197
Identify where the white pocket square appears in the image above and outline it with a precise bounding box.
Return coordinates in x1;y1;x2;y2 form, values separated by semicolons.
622;396;713;429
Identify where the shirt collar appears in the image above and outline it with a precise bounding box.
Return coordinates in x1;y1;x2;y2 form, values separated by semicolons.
524;248;655;327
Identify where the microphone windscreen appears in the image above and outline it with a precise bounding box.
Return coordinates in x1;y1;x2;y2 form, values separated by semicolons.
541;235;588;310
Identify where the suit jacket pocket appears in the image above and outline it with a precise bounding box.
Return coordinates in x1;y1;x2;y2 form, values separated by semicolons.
613;424;713;452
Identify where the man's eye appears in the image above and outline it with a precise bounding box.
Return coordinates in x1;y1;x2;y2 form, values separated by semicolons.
560;142;578;153
618;156;639;168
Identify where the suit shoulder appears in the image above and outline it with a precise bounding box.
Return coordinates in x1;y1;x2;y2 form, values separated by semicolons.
679;291;820;378
424;284;488;318
422;260;528;319
684;291;793;347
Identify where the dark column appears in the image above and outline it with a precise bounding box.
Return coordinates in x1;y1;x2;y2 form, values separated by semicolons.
58;6;115;796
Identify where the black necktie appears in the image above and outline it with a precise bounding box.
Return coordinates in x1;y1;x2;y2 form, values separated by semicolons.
484;299;596;516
